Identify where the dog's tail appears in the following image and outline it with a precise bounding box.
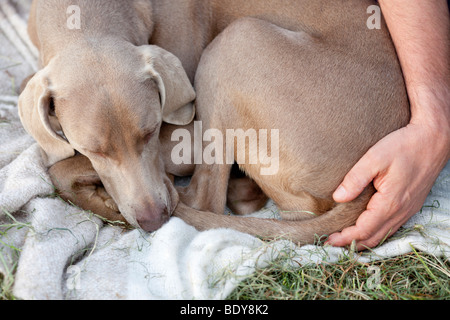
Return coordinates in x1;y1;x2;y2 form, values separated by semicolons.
173;185;374;246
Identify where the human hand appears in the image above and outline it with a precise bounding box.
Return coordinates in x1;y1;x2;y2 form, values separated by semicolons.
327;121;450;250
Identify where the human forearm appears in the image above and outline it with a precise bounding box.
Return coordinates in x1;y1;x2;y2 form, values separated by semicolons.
379;0;450;137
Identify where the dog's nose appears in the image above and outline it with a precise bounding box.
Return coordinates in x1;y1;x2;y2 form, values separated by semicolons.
136;204;169;232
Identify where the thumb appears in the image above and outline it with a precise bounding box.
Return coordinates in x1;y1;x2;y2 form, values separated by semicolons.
333;152;381;203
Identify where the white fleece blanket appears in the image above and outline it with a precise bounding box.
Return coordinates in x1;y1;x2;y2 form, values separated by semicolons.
1;0;449;300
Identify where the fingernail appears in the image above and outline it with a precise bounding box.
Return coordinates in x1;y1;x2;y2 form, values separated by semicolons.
325;234;337;246
334;186;347;201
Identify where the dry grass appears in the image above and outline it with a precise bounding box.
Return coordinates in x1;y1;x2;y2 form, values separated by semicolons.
228;248;450;300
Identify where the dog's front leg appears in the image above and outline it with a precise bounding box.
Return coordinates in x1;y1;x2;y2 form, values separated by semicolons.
177;161;232;214
48;154;126;224
161;122;268;215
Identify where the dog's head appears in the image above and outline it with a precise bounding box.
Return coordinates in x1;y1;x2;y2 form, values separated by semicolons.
19;43;195;231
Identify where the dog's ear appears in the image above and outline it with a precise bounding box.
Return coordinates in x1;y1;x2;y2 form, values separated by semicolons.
18;68;75;165
139;45;196;125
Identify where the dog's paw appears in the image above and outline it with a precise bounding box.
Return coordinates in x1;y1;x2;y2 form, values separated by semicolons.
95;186;119;210
48;155;126;224
104;198;119;212
226;177;268;215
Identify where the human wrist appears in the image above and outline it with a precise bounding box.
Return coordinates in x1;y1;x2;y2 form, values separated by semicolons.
409;82;450;129
408;82;450;158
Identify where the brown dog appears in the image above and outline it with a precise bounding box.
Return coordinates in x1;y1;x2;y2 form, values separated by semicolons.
20;0;409;245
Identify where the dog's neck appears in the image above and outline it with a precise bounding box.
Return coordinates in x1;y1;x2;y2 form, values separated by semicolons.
149;0;287;80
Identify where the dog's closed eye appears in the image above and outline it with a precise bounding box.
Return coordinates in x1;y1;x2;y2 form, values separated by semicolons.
142;126;158;144
144;132;153;144
93;151;107;159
